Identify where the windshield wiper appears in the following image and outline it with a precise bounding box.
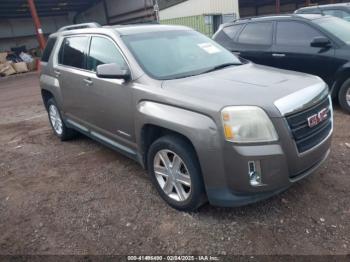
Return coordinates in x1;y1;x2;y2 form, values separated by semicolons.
200;63;241;74
168;62;242;80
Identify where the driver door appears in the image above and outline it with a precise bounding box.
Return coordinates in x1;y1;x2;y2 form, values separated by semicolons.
82;35;135;146
272;21;338;86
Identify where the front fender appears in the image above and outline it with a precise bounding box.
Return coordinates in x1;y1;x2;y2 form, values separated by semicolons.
135;101;227;189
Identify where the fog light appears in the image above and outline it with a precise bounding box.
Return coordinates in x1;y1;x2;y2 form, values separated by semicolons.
248;161;263;187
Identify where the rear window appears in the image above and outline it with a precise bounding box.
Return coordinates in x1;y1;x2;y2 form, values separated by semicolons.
58;36;89;69
323;9;350;19
222;24;243;40
237;22;273;45
41;37;56;62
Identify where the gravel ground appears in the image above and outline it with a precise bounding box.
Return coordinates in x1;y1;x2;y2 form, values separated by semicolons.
0;73;349;256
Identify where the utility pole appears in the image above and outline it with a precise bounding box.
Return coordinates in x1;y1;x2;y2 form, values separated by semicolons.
276;0;281;14
27;0;46;50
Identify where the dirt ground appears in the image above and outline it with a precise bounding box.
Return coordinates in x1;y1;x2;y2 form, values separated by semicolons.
0;72;349;256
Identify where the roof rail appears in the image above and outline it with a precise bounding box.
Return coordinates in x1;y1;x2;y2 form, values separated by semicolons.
58;22;101;32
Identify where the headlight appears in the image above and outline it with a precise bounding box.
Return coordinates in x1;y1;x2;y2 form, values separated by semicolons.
221;106;278;143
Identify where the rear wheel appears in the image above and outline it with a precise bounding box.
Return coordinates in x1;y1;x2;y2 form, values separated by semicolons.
47;98;77;141
338;79;350;114
147;135;206;211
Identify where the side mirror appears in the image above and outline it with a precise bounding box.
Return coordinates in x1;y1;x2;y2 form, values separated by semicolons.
96;63;130;80
311;37;332;48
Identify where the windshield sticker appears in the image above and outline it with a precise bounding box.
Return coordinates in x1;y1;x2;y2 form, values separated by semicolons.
198;43;221;54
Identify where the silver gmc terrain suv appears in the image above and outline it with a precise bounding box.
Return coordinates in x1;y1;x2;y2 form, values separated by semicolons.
40;23;333;211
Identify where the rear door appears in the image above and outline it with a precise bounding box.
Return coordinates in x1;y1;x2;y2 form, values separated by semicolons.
234;21;275;66
272;20;338;86
54;36;90;124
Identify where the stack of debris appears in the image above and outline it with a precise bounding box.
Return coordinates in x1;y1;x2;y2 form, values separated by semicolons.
0;46;39;77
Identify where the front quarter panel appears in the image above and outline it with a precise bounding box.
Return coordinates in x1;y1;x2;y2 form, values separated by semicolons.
332;61;350;97
135;101;228;190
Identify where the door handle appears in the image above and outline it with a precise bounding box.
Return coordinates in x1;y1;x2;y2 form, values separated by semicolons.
54;70;61;77
272;53;286;57
232;51;241;55
83;78;93;86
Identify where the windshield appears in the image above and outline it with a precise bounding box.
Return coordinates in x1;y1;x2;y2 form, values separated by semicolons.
121;30;242;80
314;17;350;44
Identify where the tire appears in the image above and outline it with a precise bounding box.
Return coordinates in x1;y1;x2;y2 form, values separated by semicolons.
338;79;350;114
147;135;207;211
47;98;77;141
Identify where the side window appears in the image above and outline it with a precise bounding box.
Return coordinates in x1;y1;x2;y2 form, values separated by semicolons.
276;21;322;46
276;22;322;47
58;36;89;69
222;24;243;40
87;36;127;72
237;22;273;45
41;37;56;62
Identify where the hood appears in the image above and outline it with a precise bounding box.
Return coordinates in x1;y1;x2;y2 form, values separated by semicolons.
162;63;328;118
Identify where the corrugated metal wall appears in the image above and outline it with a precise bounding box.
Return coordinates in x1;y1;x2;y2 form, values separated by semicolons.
76;0;156;25
161;15;214;36
160;0;239;20
0;16;71;51
75;1;107;25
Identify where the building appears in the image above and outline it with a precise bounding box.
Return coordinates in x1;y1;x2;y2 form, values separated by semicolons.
159;0;239;37
239;0;350;17
159;0;350;37
0;0;158;52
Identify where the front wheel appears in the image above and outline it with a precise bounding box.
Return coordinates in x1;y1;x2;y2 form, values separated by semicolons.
338;79;350;114
147;135;206;211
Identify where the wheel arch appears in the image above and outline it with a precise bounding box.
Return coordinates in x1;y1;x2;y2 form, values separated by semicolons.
135;101;226;192
332;63;350;100
41;89;54;110
140;124;199;171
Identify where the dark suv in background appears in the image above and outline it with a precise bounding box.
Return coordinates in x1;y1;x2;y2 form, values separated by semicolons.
295;3;350;21
213;14;350;113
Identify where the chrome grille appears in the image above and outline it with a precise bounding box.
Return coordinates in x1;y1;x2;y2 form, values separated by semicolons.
285;96;332;154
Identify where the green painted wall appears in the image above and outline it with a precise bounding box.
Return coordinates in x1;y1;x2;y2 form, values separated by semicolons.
160;15;214;37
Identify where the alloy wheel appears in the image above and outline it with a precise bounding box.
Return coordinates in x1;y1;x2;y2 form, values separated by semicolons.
346;86;350;107
153;150;191;202
49;104;63;135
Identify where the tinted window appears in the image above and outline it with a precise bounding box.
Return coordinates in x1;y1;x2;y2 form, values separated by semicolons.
58;36;88;69
276;21;322;46
323;9;350;19
87;36;127;72
41;37;56;62
314;17;350;44
238;22;273;45
222;24;243;40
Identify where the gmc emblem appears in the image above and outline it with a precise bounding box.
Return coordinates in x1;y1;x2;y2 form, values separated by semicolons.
307;108;328;128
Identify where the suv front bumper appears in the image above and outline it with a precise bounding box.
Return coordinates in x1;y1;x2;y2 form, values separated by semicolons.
202;116;332;207
206;147;330;207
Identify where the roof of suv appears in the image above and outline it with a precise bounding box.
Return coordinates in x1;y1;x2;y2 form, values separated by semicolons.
224;14;325;26
51;24;192;38
109;24;192;35
297;3;350;11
